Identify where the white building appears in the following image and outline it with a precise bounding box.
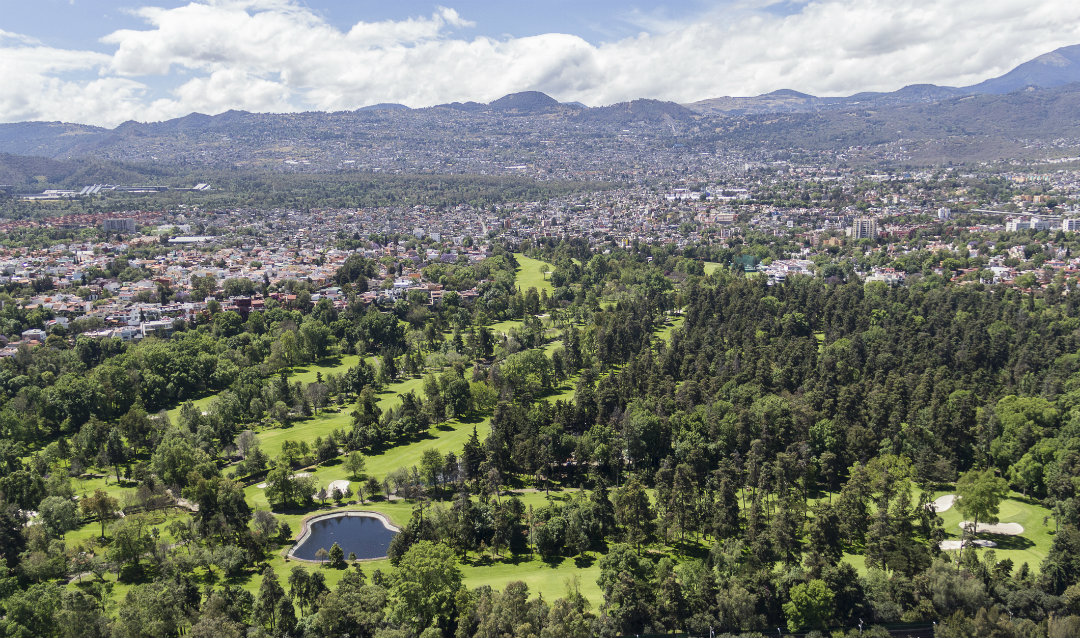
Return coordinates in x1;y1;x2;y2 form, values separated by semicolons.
849;217;878;240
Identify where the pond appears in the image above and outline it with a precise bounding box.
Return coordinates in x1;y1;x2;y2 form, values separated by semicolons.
290;512;398;561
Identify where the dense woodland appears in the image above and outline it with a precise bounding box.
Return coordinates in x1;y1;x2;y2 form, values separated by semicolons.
3;240;1080;638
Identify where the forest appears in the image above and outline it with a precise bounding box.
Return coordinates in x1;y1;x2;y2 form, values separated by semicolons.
2;240;1080;638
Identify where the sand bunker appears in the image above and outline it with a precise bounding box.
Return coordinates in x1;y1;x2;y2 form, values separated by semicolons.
313;479;351;499
258;472;313;492
959;521;1024;535
930;494;956;513
325;480;350;495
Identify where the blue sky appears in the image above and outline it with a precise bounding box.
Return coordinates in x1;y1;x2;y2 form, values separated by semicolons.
3;1;715;51
2;0;1079;126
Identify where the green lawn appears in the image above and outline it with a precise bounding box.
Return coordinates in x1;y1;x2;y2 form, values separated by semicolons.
462;553;602;605
837;490;1056;576
252;414;493;506
287;354;364;384
70;473;137;502
513;253;554;294
655;315;685;344
704;261;722;275
164;394;216;425
935;491;1054;571
365;417;492;480
489;318;524;336
256;374;437;461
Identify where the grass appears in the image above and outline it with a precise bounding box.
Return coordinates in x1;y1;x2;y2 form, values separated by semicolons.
252;414;493;504
513;253;554;294
461;553;602;605
165;355;366;425
704;261;722;275
654;315;685;344
364;417;492;480
256;374;437;460
935;490;1054;571
286;354;363;384
164;394;216;425
489;318;524;336
836;490;1056;576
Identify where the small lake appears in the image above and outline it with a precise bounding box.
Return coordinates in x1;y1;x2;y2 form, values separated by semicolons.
291;513;398;561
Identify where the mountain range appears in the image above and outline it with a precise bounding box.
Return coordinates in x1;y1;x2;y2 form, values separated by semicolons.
1;44;1080;177
685;44;1080;115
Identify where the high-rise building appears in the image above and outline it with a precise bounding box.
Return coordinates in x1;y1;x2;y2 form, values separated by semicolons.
103;218;136;233
850;217;878;240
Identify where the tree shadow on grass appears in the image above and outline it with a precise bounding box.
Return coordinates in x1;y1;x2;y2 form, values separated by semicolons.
573;554;595;568
467;552;533;568
978;534;1035;551
668;538;711;560
541;555;564;567
1010;494;1043;507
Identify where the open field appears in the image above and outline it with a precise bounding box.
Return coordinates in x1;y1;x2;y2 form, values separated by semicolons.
256;374;449;461
286;354;363;384
513;253;554;294
462;554;602;604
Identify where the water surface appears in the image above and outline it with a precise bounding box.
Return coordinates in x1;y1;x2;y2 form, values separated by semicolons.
292;514;397;561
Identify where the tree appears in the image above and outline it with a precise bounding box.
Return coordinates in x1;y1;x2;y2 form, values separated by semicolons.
112;581;187;638
388;540;462;634
254;565;286;631
612;476;655;552
107;515;153;580
37;496;79;539
191;476;252;543
0;581;61;638
252;509;279;547
597;543;655;635
0;505;27;569
150;429;215;490
288;565;327;616
783;579;835;632
1040;524;1080;595
79;489;119;538
265;463;312;510
955;468;1009;567
327;542;346;569
345;451;367;481
420;448;445;493
103;428;128;484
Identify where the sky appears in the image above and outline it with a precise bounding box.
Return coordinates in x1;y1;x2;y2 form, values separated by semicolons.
2;0;1080;127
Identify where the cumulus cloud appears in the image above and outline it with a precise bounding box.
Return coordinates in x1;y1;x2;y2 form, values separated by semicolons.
4;0;1080;126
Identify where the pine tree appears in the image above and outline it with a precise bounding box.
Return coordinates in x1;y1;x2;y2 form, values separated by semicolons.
255;566;285;630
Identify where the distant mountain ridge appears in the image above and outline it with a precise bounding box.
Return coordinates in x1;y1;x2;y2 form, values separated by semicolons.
686;43;1080;115
1;44;1080;170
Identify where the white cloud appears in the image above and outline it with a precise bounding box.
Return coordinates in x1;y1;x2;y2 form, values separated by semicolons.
3;0;1080;126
